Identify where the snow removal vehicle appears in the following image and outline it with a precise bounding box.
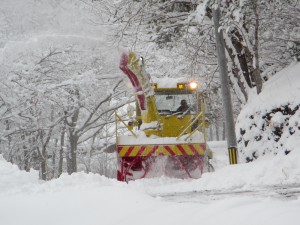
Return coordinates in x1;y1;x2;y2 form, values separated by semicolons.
116;52;213;182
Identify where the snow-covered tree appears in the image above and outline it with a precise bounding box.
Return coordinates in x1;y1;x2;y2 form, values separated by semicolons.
0;36;127;179
0;0;133;179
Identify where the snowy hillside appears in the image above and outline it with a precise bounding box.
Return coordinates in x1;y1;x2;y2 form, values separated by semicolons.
1;141;300;225
237;62;300;162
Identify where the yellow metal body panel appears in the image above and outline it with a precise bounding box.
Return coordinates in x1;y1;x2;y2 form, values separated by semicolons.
160;115;193;137
117;143;206;157
141;95;159;123
143;115;196;137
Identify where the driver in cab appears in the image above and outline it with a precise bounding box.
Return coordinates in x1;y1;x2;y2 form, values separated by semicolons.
165;99;190;119
176;99;189;114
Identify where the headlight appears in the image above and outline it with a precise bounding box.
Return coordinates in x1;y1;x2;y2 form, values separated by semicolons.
189;82;198;89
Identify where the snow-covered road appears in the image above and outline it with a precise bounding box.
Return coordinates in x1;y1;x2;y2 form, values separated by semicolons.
143;141;300;203
1;141;300;225
154;184;300;203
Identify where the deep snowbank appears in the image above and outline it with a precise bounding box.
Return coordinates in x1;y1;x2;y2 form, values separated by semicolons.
1;141;300;225
128;145;300;194
236;62;300;162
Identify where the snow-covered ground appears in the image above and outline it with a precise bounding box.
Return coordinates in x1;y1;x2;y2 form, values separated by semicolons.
1;141;300;225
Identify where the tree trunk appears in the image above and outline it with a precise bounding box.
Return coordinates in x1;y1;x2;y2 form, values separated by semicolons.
38;130;48;181
209;126;213;141
51;139;58;179
230;31;254;89
215;124;220;141
37;146;47;181
222;121;226;140
58;123;66;177
66;145;72;175
40;157;47;181
37;127;54;180
224;42;248;102
68;133;78;174
252;0;263;94
67;89;80;175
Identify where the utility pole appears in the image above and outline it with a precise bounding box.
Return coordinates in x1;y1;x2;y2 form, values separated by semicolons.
212;3;238;164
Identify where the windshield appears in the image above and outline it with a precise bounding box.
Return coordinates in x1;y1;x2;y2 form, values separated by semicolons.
155;93;197;115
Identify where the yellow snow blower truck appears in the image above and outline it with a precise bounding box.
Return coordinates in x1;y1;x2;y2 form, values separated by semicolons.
116;52;213;182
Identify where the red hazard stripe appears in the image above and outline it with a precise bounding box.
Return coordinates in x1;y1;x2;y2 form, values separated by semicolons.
124;146;135;157
201;143;206;150
164;146;175;155
176;145;188;155
189;144;199;155
117;146;123;153
147;145;158;156
136;146;146;156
